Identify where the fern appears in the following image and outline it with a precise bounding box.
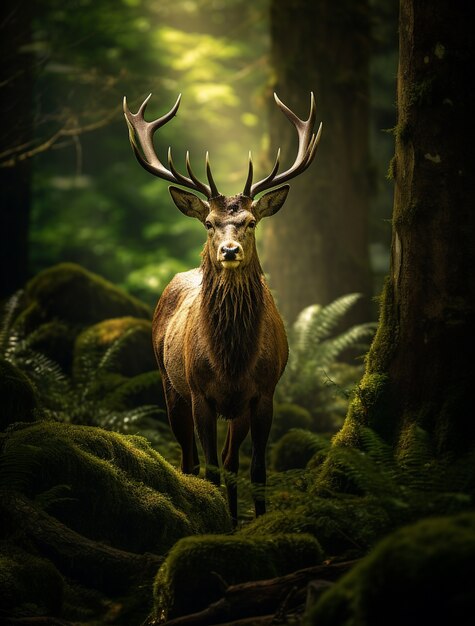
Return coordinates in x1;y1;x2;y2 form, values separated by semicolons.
0;293;71;413
0;290;25;354
276;294;376;430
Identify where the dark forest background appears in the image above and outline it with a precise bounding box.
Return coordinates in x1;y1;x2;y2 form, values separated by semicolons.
1;1;474;625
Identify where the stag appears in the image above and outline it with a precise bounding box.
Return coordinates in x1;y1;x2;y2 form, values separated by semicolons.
123;92;321;523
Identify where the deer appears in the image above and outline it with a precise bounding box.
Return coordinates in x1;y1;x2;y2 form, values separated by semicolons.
123;92;321;524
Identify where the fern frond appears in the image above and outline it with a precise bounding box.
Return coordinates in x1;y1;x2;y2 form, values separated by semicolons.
292;293;363;353
96;326;142;374
0;290;24;354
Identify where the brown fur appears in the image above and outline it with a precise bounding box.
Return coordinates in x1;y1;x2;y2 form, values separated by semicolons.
152;191;289;523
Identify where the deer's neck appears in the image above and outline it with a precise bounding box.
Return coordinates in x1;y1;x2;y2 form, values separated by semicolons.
200;250;265;378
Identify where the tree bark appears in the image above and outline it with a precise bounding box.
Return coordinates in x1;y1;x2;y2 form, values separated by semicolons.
337;0;475;452
263;0;373;326
0;3;34;299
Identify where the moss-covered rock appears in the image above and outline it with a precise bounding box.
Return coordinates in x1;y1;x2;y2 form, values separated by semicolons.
240;509;322;540
17;263;151;333
304;512;475;626
0;545;64;616
271;403;313;442
154;533;323;620
2;422;231;554
0;358;38;430
72;316;156;382
271;429;330;472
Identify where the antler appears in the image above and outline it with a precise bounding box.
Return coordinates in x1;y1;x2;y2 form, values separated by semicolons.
123;93;219;198
243;92;322;198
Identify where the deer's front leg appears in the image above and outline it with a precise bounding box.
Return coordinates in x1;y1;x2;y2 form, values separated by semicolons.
192;393;220;487
222;413;250;525
250;396;273;517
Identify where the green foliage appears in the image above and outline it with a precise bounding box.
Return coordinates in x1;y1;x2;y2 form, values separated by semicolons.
0;267;168;442
259;425;474;558
154;533;323;620
304;512;475;626
72;316;155;382
276;294;376;431
2;422;231;554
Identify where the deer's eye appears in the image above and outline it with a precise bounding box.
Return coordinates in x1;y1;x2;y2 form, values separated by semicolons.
248;220;256;229
205;221;214;231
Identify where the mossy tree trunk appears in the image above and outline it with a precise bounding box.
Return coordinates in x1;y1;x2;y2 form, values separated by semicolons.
0;2;34;299
337;0;475;454
263;0;373;326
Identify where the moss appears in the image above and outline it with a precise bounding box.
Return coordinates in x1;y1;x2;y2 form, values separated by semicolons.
365;278;398;374
386;155;396;181
271;429;330;472
0;358;38;430
2;422;231;554
73;316;156;382
154;533;323;620
0;545;64;616
240;509;323;541
271;403;313;442
335;278;397;448
17;263;151;333
304;512;475;626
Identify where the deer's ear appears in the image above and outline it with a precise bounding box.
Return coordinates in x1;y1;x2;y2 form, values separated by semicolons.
252;185;290;219
169;186;209;221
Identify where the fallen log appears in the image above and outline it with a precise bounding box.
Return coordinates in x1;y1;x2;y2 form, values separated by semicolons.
155;559;357;626
0;490;163;594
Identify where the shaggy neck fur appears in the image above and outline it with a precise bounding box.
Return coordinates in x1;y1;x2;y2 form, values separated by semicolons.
200;243;265;378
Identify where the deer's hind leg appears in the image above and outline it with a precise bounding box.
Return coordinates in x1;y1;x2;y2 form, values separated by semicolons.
162;373;199;475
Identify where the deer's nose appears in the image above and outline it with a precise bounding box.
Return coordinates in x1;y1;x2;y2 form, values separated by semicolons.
221;245;240;260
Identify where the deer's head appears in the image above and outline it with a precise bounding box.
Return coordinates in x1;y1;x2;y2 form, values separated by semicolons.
123;93;322;272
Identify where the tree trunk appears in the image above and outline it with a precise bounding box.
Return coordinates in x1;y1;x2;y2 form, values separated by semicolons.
0;2;34;299
263;0;373;326
337;0;475;453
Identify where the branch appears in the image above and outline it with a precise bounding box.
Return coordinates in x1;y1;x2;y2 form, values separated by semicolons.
151;560;358;626
0;108;119;168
